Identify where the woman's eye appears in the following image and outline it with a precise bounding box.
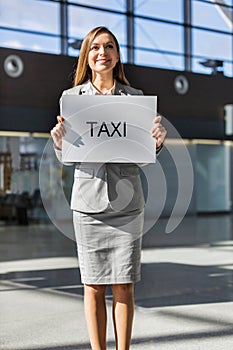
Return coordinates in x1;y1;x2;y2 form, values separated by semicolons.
91;46;99;50
106;44;114;49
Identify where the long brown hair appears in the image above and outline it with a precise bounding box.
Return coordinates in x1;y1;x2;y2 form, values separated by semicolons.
73;26;129;87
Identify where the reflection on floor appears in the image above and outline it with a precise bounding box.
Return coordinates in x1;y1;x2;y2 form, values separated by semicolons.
0;214;233;350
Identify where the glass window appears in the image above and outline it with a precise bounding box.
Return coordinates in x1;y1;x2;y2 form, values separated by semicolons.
69;0;125;11
223;62;233;77
222;0;233;5
192;56;233;77
135;0;183;22
193;28;232;61
0;29;60;54
192;0;233;32
135;49;183;71
0;0;59;34
119;46;127;63
68;6;126;45
135;18;183;54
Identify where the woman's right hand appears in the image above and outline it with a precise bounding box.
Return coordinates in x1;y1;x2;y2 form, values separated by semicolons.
50;116;66;150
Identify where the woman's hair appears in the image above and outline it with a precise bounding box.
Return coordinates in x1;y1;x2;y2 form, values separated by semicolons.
73;26;129;86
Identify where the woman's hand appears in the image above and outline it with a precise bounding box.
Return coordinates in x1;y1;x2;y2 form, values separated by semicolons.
151;115;167;148
50;116;66;150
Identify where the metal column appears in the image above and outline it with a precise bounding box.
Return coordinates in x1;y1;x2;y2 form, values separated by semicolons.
126;0;135;64
60;0;68;55
184;0;192;71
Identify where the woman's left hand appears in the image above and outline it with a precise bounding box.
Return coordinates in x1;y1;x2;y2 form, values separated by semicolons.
151;115;167;148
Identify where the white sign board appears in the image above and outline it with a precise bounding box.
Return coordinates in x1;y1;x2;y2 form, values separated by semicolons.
61;95;157;163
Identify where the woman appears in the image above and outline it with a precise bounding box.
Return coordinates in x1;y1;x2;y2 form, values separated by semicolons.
51;26;166;350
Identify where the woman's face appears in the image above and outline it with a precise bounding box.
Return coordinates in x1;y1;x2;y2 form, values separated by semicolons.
88;32;120;78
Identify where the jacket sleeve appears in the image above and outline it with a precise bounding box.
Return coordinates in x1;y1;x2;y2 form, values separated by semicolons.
53;144;75;166
156;143;164;155
52;90;76;166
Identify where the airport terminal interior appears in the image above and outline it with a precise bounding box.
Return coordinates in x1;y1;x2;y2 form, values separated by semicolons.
1;1;233;349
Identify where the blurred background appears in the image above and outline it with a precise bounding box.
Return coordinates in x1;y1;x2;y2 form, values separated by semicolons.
0;1;233;349
0;0;233;224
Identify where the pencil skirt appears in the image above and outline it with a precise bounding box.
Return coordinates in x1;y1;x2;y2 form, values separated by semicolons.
73;208;144;285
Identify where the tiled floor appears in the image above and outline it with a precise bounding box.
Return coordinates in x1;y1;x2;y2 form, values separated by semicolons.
0;214;233;349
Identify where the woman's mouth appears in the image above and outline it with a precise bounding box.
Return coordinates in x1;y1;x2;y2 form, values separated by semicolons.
96;59;109;64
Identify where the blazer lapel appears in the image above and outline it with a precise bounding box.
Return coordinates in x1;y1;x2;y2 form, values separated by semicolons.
79;81;93;95
114;81;128;95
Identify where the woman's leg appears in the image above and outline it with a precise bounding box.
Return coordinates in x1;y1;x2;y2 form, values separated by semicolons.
111;283;134;350
84;284;107;350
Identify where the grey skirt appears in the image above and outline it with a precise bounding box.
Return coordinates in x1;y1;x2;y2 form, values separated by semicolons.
73;208;144;285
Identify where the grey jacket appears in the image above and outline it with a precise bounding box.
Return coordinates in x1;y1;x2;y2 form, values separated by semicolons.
54;80;153;213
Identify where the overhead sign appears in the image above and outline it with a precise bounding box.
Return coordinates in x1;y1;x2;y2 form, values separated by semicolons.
61;95;157;163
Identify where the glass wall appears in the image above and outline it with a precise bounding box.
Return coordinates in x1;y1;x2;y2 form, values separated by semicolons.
135;18;183;70
192;0;233;76
0;0;60;54
0;0;233;76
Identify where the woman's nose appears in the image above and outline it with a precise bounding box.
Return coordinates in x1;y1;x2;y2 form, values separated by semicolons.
99;46;106;55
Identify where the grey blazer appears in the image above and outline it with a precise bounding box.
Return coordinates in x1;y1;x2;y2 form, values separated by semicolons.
54;80;151;213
